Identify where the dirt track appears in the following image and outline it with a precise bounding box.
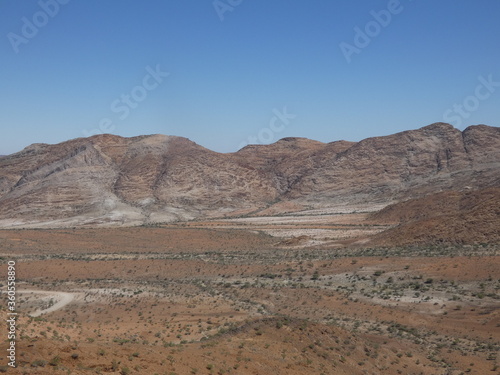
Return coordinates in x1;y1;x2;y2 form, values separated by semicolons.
18;290;77;317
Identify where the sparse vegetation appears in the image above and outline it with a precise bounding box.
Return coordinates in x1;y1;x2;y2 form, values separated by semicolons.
5;221;499;374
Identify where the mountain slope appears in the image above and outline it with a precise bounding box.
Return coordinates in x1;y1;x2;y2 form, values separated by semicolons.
370;187;500;245
0;123;499;228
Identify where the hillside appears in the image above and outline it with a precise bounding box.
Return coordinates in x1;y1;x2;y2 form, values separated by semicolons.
371;187;500;245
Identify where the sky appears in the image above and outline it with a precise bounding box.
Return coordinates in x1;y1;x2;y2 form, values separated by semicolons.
1;0;500;155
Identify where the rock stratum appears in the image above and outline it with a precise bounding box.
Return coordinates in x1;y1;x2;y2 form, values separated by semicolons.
0;122;499;228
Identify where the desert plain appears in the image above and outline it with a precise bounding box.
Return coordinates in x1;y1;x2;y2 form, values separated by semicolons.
1;209;499;375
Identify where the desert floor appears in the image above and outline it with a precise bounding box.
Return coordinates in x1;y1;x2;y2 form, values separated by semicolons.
1;213;499;374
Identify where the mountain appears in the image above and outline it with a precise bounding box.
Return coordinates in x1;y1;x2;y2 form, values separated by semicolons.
370;187;500;245
0;123;499;228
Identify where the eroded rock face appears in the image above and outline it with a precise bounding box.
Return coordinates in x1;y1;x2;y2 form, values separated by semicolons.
1;123;499;227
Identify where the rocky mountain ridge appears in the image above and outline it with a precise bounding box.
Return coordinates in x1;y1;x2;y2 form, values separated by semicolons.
1;122;499;228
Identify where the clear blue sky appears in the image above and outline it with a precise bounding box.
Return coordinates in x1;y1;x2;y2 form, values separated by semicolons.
1;0;500;155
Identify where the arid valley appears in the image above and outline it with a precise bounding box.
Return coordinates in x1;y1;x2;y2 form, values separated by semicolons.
3;1;500;373
1;124;500;374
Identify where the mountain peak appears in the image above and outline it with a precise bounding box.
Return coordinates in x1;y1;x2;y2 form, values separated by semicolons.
420;122;455;131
